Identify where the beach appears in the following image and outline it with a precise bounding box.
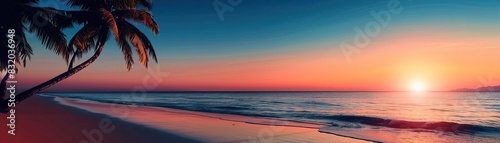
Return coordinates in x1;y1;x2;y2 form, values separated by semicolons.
2;0;499;143
0;95;370;143
0;95;201;143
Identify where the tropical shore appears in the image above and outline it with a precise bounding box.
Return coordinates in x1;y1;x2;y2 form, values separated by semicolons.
0;96;201;143
0;95;371;143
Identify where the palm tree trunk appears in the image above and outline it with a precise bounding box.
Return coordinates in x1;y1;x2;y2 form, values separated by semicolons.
1;73;8;100
18;45;103;102
0;45;104;113
68;50;79;71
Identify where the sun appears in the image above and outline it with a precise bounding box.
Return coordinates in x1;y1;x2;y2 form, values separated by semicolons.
410;80;426;92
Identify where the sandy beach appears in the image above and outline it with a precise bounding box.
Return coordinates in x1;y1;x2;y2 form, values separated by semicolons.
0;95;201;143
0;95;371;143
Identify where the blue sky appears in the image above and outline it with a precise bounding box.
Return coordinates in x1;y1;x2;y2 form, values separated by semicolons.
32;0;499;61
19;0;500;91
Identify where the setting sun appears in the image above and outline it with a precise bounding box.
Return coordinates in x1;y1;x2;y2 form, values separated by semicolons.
411;81;426;92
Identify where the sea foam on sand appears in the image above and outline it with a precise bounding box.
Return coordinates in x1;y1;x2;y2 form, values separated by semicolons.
55;97;372;143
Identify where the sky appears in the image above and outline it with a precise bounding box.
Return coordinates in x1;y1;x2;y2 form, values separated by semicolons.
5;0;500;92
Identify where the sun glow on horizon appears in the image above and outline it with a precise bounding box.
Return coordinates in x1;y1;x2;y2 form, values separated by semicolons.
410;80;426;92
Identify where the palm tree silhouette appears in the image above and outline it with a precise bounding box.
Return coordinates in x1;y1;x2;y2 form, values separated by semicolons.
1;0;72;104
0;0;159;112
65;0;159;70
1;0;73;70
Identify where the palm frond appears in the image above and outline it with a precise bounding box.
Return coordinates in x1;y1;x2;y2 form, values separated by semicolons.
59;0;158;70
122;20;158;63
113;9;159;34
60;0;102;10
62;0;152;10
0;22;33;70
135;0;153;10
27;18;69;62
68;23;99;57
117;20;148;67
23;6;71;62
96;25;110;47
25;7;74;29
100;9;120;44
1;1;34;70
15;29;34;67
117;34;134;70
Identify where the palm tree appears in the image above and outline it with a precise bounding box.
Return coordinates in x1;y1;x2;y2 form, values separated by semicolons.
0;0;73;70
0;0;159;112
65;0;159;70
23;0;159;100
1;0;72;105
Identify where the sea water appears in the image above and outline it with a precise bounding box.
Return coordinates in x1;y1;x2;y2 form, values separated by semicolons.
44;92;500;143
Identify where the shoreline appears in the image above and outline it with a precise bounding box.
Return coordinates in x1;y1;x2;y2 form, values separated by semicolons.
52;95;372;143
0;95;202;143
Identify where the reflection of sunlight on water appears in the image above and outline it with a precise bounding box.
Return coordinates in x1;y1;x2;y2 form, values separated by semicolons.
48;92;500;143
323;92;497;143
410;90;427;98
389;92;429;121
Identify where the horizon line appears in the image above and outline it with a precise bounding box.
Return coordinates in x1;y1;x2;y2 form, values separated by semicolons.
41;90;493;93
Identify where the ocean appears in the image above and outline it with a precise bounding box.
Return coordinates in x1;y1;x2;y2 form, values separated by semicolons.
44;92;500;143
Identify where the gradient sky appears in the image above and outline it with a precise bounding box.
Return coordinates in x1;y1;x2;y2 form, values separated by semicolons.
5;0;500;92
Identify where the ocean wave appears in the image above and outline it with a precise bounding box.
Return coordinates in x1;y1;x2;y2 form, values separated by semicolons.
43;93;500;136
298;101;340;106
322;115;500;134
213;106;251;110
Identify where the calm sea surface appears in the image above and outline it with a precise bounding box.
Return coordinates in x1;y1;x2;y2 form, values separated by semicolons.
45;92;500;143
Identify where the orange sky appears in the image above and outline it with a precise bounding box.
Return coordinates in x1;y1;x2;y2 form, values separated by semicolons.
7;27;500;92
